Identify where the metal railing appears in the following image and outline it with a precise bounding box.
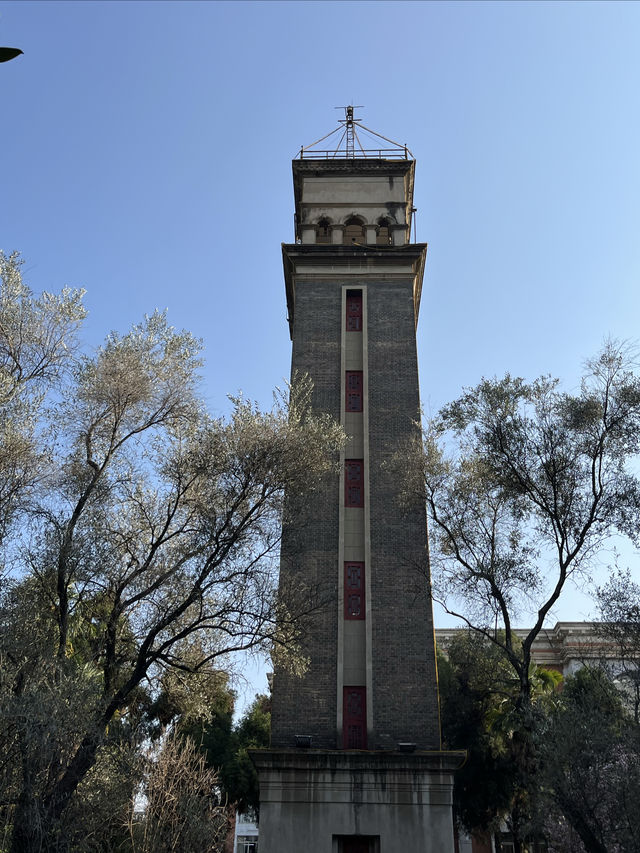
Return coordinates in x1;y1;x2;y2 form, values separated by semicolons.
298;146;410;160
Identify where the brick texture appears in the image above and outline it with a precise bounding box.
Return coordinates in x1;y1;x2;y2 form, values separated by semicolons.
367;280;440;749
270;279;342;749
271;262;440;752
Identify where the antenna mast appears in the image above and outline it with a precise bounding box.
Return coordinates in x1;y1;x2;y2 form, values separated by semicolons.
336;104;364;158
297;107;411;160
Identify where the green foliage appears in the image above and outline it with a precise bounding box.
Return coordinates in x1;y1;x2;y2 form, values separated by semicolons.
441;633;640;852
222;694;271;816
539;667;640;853
185;692;271;817
438;635;518;833
438;631;560;840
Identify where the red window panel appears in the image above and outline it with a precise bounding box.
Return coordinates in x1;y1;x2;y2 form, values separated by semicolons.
343;686;367;749
346;371;363;412
344;562;365;620
345;460;364;508
346;291;362;331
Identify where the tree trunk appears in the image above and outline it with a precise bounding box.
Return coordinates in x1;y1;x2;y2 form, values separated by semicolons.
10;729;44;853
555;789;609;853
9;728;103;853
9;789;42;853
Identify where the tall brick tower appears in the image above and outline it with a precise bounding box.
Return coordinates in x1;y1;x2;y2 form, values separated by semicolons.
252;110;463;853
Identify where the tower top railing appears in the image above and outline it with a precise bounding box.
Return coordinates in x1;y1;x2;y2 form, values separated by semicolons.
296;106;414;161
299;146;410;161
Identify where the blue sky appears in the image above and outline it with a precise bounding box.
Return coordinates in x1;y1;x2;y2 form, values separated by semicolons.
2;1;640;697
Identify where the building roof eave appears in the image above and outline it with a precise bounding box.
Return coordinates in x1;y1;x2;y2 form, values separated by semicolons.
282;243;427;337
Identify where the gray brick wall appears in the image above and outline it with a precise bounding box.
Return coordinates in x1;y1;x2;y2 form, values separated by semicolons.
271;266;440;752
367;280;441;750
270;279;342;749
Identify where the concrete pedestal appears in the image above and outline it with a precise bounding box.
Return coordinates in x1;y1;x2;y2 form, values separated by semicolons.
251;749;465;853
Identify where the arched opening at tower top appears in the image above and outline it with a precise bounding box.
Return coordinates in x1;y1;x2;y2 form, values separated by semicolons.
344;217;365;245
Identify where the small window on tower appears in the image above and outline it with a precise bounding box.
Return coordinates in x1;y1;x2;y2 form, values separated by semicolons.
343;686;367;749
317;219;331;244
346;371;363;412
344;562;365;619
345;460;364;508
346;290;362;331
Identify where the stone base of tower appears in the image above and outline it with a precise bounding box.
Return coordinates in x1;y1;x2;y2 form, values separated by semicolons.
251;749;465;853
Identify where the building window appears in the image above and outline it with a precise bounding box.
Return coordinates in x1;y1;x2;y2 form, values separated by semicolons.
343;686;367;749
346;290;362;331
316;218;331;244
344;217;365;245
345;459;364;507
346;371;363;412
236;838;258;853
345;562;365;619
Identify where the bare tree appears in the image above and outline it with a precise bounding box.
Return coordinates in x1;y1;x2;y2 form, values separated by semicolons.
130;732;229;853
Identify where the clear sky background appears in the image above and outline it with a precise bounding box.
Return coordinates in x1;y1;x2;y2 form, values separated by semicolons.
2;0;640;702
